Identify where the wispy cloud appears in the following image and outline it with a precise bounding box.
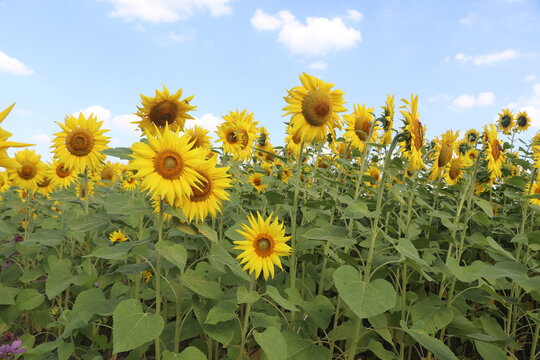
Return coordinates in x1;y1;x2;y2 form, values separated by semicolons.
459;12;476;26
345;9;363;22
185;113;223;139
308;60;327;70
455;49;520;65
524;75;537;82
452;92;495;109
251;9;361;56
0;51;33;76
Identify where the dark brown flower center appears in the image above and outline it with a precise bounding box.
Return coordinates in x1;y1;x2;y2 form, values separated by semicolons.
150;101;178;127
302;90;333;127
38;177;51;188
413;120;424;151
66;129;94;156
355;119;372;142
492;139;501;161
154;151;184;179
56;164;71;178
255;235;273;256
18;163;36;180
101;167;114;181
500;115;512;128
517;115;528;127
226;130;238;144
190;173;212;202
253;177;262;186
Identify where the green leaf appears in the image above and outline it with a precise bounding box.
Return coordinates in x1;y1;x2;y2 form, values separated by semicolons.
333;265;396;319
253;327;287;360
209;243;250;282
474;198;493;218
156;241;187;271
0;284;17;305
250;312;281;329
16;288;44;310
302;295;334;330
237;286;259;304
183;269;224;299
163;347;207;360
104;193;148;216
446;258;485;282
25;229;66;247
89;244;130;260
73;288;117;321
403;325;459;360
283;330;331;360
196;222;218;243
112;299;164;353
475;341;507;360
46;256;74;299
410;296;454;334
68;214;110;233
266;285;298;312
101;147;133;160
58;341;75;360
301;224;354;249
205;300;237;324
264;190;285;205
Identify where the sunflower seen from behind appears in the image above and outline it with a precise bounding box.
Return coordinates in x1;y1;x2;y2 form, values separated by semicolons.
283;72;346;143
135;85;196;136
52;113;110;172
429;130;459;181
233;212;292;280
130;123;206;205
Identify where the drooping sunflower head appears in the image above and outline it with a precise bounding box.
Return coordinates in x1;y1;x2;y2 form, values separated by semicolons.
248;172;268;193
380;94;395;145
429;130;459;181
484;124;505;179
399;94;426;171
465;129;480;144
9;149;47;191
135;85;196;136
343;103;379;153
497;108;514;135
233;212;292;280
52;113;110;172
109;230;128;243
515;111;531;132
283;73;346;143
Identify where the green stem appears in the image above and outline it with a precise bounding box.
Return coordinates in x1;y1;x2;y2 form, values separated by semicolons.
174;269;185;353
83;169;89;215
400;264;407;359
530;321;540;360
238;275;256;360
155;199;164;360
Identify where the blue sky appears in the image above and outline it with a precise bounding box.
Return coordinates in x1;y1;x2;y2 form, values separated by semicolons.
1;0;539;160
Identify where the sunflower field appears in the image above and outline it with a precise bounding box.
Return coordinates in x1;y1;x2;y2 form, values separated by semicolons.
0;73;539;360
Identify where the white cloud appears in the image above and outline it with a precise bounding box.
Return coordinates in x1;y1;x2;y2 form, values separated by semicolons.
428;94;452;103
112;114;140;136
459;13;475;25
524;75;537;82
101;0;232;23
73;105;112;129
455;49;520;65
308;60;327;70
31;134;50;144
0;51;33;76
251;9;361;56
508;83;540;128
453;92;495;108
346;9;363;22
168;31;190;42
185;113;223;138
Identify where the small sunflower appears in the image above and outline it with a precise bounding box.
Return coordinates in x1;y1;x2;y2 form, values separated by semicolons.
179;156;232;224
257;126;270;148
277;166;293;184
49;160;78;189
216;121;243;159
143;270;153;282
456;139;471;156
135;85;196;136
365;165;381;188
121;174;139;191
0;172;12;192
96;161;120;186
343;104;380;153
380;94;395;145
484;124;505;179
465;129;480;144
0;103;34;169
283;72;346;143
497;108;514;135
36;175;56;197
224;110;259;161
467;149;479;162
399;94;426;171
285;126;303;157
109;230;128;243
248;172;267;193
185;125;212;150
9;149;47;191
233;212;292;280
515;111;531;132
429;130;459;181
445;155;472;186
130;123;206;205
526;181;540;206
75;179;95;200
52;113;110;172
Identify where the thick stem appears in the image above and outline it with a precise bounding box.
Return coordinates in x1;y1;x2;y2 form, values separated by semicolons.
530;321;540;360
238;275;256;360
155;199;164;360
174;270;185;353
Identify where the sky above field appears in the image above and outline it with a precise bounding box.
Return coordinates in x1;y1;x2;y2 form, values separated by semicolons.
1;0;540;160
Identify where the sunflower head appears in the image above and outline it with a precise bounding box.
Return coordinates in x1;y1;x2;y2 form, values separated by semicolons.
185;125;212;150
515;111;531;132
399;94;426;171
343;104;379;153
9;149;47;191
135;85;196;136
380;94;395;145
445;155;472;186
465;129;480;144
484;124;505;179
248;172;267;193
497;108;514;135
109;230;128;243
233;212;291;280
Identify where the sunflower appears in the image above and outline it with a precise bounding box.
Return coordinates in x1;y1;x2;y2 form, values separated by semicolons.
429;130;459;180
185;125;211;150
445;155;472;186
179;157;232;223
130;124;207;205
224;110;259;161
465;129;480;144
497;108;514;135
283;72;346;143
233;212;291;280
52;113;110;172
143;270;153;282
95;161;120;186
9;149;47;191
49;160;78;189
261;161;273;175
285;126;303;157
257;126;270;148
135;85;196;136
51;200;62;216
75;179;95;200
36;174;56;197
380;94;395;145
248;172;267;193
216;121;243;159
526;181;540;206
343;104;380;153
467;149;479;162
277;166;293;184
515;111;531;132
365;165;381;188
484;124;505;179
0;103;34;170
17;189;30;202
399;94;426;171
109;230;128;243
0;172;11;192
121;174;139;191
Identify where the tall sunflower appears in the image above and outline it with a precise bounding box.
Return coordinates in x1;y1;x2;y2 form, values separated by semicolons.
49;160;78;189
179;156;232;223
445;155;472;186
248;172;267;193
429;130;459;180
216;121;243;159
399;94;426;171
343;104;380;153
380;94;395;145
283;73;346;143
0;103;34;169
497;108;514;135
9;149;47;191
185;125;212;150
515;111;531;132
484;124;505;179
130;123;206;205
52;113;110;172
233;212;292;280
135;86;196;136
